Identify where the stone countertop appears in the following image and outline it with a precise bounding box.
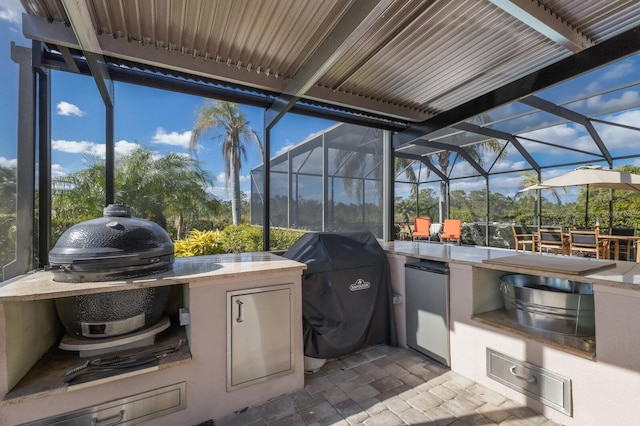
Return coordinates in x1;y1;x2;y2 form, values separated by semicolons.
0;252;307;302
381;240;640;291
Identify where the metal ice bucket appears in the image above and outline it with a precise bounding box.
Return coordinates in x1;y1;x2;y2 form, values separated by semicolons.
500;274;595;336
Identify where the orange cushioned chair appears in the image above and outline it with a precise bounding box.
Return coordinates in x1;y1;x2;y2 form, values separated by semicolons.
440;219;462;244
412;217;431;241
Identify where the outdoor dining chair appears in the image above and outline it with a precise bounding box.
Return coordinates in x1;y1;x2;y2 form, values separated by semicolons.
412;217;431;241
538;228;567;255
609;228;636;261
440;219;462;244
569;229;607;259
511;225;535;252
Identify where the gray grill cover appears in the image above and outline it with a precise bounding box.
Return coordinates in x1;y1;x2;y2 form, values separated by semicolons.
283;232;397;359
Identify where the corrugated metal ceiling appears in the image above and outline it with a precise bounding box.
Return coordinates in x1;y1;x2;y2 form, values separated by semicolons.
19;0;640;129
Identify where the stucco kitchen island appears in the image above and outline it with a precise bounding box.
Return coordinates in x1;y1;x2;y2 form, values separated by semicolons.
0;253;306;426
382;241;640;426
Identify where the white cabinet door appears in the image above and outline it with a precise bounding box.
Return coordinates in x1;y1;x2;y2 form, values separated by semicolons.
228;286;292;389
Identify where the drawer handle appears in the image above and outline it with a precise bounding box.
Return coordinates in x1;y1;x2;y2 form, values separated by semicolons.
236;300;244;323
91;409;125;426
509;365;537;383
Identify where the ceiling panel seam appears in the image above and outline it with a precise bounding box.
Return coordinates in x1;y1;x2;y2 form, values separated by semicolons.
265;0;396;128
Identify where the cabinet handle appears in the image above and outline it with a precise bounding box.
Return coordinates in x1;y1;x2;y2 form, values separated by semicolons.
509;365;537;383
236;300;244;323
91;409;125;426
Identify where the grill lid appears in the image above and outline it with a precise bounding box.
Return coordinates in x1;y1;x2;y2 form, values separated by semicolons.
48;204;174;282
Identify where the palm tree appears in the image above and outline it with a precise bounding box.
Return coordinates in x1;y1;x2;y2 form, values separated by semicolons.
190;101;263;225
52;147;214;240
333;129;419;225
517;170;564;205
115;147;213;238
333;128;384;205
517;170;568;225
52;156;108;234
428;139;505;222
395;156;418;200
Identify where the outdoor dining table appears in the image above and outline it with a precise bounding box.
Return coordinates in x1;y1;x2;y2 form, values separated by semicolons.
598;234;640;262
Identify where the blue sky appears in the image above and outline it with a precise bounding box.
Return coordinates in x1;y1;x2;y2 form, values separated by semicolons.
2;0;640;205
0;0;335;201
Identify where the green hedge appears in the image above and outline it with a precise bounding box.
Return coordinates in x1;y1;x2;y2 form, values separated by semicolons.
174;225;306;257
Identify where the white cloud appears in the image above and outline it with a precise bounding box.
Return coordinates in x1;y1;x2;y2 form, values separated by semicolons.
52;139;101;155
592;110;640;150
214;172;250;185
210;173;253;201
51;163;66;178
586;91;640;113
207;186;228;200
275;142;294;156
511;108;640;159
516;125;600;155
584;61;635;94
152;128;191;148
607;109;640;127
114;140;141;156
0;0;23;24
56;101;86;117
52;139;141;158
508;160;527;170
490;158;527;174
584;81;600;94
519;125;578;146
603;61;634;81
0;156;17;168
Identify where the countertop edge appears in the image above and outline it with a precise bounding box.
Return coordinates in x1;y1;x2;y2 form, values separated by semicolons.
0;253;307;302
381;241;640;292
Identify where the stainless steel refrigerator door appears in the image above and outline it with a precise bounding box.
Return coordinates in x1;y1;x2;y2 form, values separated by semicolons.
405;264;450;366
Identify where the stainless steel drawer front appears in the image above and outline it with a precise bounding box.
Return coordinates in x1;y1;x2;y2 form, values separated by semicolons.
486;348;572;415
227;284;294;391
20;382;186;426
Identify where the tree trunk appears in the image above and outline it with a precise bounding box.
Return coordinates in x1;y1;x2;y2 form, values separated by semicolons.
230;161;242;225
439;181;448;222
176;212;183;240
437;152;450;223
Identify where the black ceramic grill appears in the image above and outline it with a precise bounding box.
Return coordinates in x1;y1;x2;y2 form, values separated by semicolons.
49;204;175;339
48;204;174;283
55;286;170;339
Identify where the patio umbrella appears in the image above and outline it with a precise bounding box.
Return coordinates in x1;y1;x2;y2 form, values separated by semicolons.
518;165;640;226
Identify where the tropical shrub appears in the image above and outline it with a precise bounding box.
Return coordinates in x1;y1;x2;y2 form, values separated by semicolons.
174;225;307;257
219;224;263;253
173;229;224;257
270;227;306;251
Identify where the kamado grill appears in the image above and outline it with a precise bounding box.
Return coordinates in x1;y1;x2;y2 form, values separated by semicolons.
49;204;175;357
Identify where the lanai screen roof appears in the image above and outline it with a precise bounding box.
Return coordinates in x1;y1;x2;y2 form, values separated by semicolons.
18;0;640;173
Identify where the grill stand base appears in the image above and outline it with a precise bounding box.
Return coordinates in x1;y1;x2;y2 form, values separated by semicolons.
59;316;170;357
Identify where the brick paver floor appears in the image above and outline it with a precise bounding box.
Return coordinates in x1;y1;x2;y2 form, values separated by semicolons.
216;345;560;425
